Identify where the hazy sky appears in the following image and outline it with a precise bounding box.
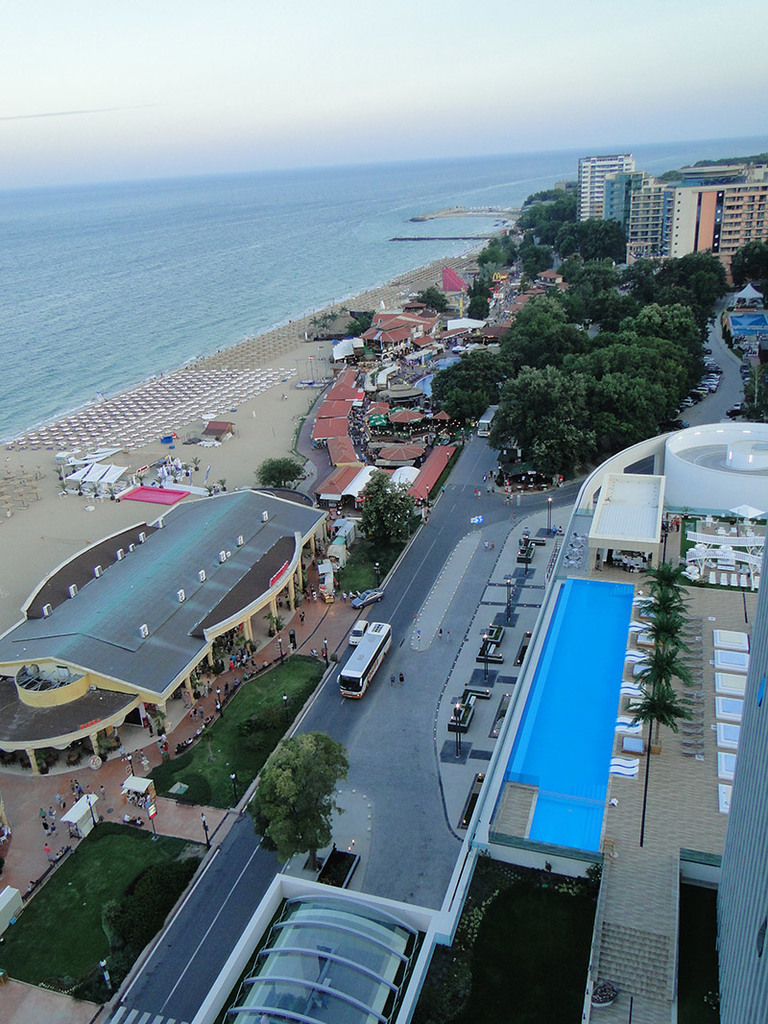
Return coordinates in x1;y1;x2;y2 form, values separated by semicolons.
3;0;766;188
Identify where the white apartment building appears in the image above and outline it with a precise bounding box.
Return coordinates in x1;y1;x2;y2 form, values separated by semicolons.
577;153;635;221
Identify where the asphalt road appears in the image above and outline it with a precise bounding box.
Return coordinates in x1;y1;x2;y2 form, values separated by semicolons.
115;436;579;1021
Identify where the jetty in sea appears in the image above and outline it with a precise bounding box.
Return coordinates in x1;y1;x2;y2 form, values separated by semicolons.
409;205;518;222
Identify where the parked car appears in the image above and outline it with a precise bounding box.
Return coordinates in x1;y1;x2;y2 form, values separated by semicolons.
726;404;743;418
350;588;385;609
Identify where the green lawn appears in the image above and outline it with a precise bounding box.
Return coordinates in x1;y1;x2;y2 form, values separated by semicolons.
151;655;324;807
336;538;404;593
678;884;720;1022
0;823;197;989
414;862;597;1024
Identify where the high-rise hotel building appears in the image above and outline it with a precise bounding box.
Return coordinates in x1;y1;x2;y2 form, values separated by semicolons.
577;153;635;221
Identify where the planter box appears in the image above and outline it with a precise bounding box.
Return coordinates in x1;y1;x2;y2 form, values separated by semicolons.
317;849;359;888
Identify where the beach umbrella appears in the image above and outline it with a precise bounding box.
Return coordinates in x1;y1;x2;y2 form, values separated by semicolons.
367;414;388;428
389;409;422;424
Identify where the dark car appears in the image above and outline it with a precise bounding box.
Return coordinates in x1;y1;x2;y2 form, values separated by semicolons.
726;404;743;418
350;588;385;609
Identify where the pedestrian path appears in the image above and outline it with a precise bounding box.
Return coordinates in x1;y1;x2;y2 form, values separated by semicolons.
410;533;480;649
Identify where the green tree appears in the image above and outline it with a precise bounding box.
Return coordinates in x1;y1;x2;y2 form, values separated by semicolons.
730;240;768;287
256;457;306;489
431;350;504;416
346;311;373;337
360;470;419;544
416;286;448;312
467;293;490;319
250;732;349;869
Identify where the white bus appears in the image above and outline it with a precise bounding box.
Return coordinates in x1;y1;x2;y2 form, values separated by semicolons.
477;405;498;437
339;622;392;698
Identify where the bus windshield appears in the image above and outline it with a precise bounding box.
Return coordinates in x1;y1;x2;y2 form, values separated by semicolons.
339;622;392;698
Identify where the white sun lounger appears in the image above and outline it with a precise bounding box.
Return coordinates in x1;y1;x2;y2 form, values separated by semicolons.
715;697;744;722
713;630;750;652
714;650;749;672
718;751;737;781
621;736;645;755
717;723;741;750
715;673;746;697
609;757;639;777
616;716;642;734
718;784;732;815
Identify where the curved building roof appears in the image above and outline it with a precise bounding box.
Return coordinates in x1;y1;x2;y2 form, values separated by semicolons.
228;893;419;1024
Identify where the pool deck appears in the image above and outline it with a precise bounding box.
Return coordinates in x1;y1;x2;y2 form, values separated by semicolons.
573;531;757;1022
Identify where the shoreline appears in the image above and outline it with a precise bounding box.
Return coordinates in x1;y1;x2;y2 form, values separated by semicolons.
0;249;480;633
2;245;482;448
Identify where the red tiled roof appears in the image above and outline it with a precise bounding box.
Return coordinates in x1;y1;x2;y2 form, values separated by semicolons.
327;436;359;466
316;399;354;419
312;417;351;441
314;463;366;498
408;446;457;501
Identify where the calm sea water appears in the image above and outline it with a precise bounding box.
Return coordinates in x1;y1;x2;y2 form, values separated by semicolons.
1;135;767;442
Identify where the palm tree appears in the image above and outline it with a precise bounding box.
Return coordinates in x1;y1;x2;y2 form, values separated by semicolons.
636;643;694;692
643;609;692;655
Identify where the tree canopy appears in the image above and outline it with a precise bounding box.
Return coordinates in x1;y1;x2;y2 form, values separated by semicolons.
360;470;419;544
250;732;349;868
730;240;768;287
256;457;306;489
416;286;448;312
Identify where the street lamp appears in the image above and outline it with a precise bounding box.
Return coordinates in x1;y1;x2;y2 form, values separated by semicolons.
547;496;553;534
482;632;490;682
504;574;513;624
230;771;239;805
282;693;289;718
454;703;463;757
201;811;210;849
323;638;329;666
87;792;98;829
374;562;381;585
277;636;284;664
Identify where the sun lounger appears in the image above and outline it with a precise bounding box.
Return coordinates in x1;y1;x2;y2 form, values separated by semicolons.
716;673;746;696
609;757;639;777
720;573;729;587
730;573;740;587
714;630;750;652
740;574;749;588
714;649;749;672
717;723;740;750
718;751;737;781
616;716;642;734
755;575;761;590
621;736;645;755
718;784;732;814
715;696;743;723
620;682;641;696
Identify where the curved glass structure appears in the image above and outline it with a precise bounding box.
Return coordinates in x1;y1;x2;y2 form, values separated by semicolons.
227;894;419;1023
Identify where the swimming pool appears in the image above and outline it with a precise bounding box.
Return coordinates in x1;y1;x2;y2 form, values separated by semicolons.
504;578;634;852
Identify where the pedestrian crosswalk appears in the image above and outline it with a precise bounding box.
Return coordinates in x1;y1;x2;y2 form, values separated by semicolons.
108;1006;191;1024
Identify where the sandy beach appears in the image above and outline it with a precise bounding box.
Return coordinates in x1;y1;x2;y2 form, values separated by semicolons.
0;252;476;633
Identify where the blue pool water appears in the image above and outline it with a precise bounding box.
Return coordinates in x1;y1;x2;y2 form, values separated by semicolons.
504;578;634;852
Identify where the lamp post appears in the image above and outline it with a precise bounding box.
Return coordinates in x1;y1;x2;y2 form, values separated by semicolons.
282;693;288;718
323;638;329;666
230;771;239;806
201;811;210;849
374;562;381;586
277;636;284;664
547;496;553;534
483;632;490;682
454;703;463;757
504;574;513;624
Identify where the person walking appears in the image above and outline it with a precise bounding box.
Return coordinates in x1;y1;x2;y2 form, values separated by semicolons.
399;672;405;685
390;674;396;687
44;843;53;862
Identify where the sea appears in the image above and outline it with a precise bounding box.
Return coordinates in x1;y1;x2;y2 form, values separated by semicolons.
2;134;767;443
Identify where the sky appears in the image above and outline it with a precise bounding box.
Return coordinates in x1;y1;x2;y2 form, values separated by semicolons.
2;0;767;189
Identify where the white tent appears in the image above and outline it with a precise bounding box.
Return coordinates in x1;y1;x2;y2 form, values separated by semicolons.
390;466;420;487
65;462;127;490
730;503;765;521
343;465;379;500
61;793;99;838
734;283;763;304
